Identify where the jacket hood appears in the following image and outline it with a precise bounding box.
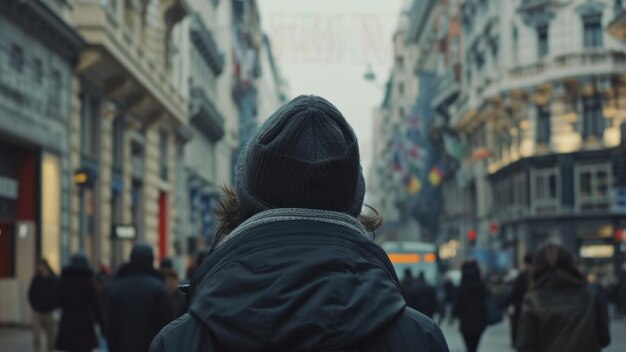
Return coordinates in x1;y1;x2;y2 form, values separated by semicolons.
116;262;164;281
189;217;405;351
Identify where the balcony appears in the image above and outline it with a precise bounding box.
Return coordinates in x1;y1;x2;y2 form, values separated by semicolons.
73;1;187;124
190;87;224;142
190;14;225;75
504;50;626;91
432;66;461;110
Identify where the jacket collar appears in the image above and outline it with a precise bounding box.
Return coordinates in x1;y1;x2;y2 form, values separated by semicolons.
215;208;373;249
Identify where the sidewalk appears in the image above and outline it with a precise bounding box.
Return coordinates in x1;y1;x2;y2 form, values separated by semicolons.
440;318;626;352
2;319;625;351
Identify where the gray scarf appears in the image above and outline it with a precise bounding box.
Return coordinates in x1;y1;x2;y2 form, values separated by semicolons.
216;208;373;248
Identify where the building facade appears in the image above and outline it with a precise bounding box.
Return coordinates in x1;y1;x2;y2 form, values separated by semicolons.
0;0;83;324
71;0;189;268
453;0;626;273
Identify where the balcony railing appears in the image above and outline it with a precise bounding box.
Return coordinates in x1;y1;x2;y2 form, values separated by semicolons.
190;87;225;142
505;50;626;91
432;66;461;109
190;14;225;75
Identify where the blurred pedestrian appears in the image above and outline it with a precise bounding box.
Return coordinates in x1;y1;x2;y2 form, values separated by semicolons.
149;95;449;351
28;258;59;352
55;253;102;352
159;257;185;317
104;244;173;352
619;264;626;317
400;268;414;302
453;260;490;352
499;252;533;347
516;244;610;352
407;272;438;318
441;278;456;325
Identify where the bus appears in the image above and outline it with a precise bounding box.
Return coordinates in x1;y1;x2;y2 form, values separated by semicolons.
381;241;440;285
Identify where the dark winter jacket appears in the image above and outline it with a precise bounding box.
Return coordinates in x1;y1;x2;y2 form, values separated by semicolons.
516;272;610;352
104;261;173;352
499;269;529;320
55;264;102;352
150;211;449;352
28;273;59;313
407;278;438;318
453;281;488;336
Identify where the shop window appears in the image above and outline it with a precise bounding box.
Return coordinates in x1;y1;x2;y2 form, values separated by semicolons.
576;164;611;211
583;15;603;48
536;105;551;144
112;115;124;171
80;93;101;159
537;25;549;58
533;167;559;213
10;45;23;73
582;95;604;139
159;131;169;181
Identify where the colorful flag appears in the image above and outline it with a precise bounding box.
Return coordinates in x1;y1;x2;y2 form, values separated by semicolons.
407;175;422;194
429;166;444;187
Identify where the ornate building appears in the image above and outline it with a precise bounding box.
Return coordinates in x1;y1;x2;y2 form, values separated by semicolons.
452;0;626;273
0;0;83;324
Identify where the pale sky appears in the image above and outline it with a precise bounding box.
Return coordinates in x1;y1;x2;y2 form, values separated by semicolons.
258;0;405;173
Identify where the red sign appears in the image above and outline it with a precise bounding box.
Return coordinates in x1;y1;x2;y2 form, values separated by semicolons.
467;229;477;241
489;223;500;235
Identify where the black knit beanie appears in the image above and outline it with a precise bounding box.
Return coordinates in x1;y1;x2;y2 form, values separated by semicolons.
236;95;365;217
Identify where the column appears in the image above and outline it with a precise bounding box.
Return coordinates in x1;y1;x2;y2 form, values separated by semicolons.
98;103;115;266
69;77;82;259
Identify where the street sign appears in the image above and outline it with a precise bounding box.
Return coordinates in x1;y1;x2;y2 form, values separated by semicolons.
112;225;137;240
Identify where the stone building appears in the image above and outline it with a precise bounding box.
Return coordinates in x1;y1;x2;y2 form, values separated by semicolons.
71;0;189;267
0;0;83;324
453;0;626;273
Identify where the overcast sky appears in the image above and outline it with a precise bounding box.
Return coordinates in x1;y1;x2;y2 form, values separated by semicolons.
257;0;405;174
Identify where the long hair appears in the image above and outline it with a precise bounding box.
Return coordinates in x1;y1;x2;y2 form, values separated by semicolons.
530;243;586;290
460;260;482;288
209;186;383;251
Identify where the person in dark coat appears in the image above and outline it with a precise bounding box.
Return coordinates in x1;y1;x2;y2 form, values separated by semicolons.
28;258;59;352
499;252;533;347
400;268;415;302
441;278;456;325
104;244;173;352
150;95;449;351
453;261;489;352
407;272;438;318
516;244;610;352
159;257;185;317
55;253;102;352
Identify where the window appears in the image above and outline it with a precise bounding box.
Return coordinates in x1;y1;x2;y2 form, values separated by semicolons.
399;107;405;119
536;104;551;144
537;26;549;58
395;56;404;68
512;26;519;65
398;82;404;96
112;115;124;170
533;167;559;213
33;59;42;83
583;15;603;48
576;164;611;210
80;93;101;158
582;95;604;139
159;131;169;181
10;45;24;73
476;53;485;71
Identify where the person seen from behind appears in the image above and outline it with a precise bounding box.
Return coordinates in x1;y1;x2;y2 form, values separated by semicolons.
407;271;438;319
516;244;610;352
499;252;533;347
55;253;102;352
159;257;185;317
150;95;449;351
453;260;490;352
28;258;59;352
400;268;414;302
104;243;173;352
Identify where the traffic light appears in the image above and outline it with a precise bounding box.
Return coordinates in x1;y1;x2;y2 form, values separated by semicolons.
467;229;477;247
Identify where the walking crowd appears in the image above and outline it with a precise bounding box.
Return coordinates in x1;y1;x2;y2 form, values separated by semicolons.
24;96;626;352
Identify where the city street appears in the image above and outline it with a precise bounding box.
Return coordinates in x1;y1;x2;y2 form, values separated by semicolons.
1;318;625;351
